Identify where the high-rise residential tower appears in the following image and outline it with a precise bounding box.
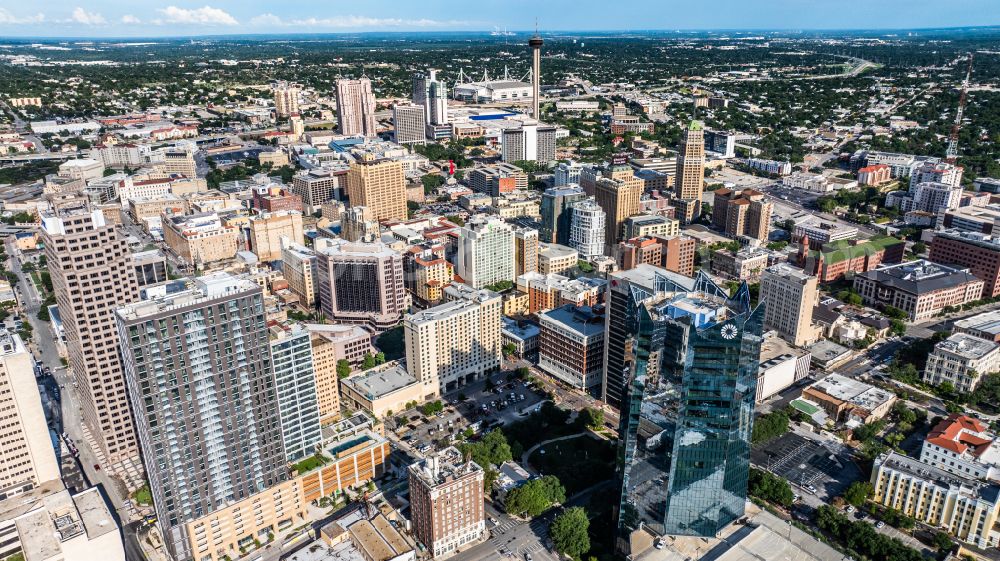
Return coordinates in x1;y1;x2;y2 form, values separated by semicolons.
613;271;764;556
273;82;301;118
393;103;427;144
514;227;540;276
0;329;60;498
674;121;706;224
413;69;449;126
41;198;141;466
345;154;408;222
115;273;288;561
455;215;515;289
335;77;377;137
540;185;587;245
268;322;322;463
595;177;641;255
569;199;606;260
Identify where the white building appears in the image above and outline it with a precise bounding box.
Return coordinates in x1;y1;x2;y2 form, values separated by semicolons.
500;119;556;163
455;215;515;289
554;161;584;187
267;322;322;463
755;332;811;402
568;199;605;260
920;414;1000;482
57;158;105;182
405;285;502;393
924;333;1000;393
910;160;963;190
4;487;126;561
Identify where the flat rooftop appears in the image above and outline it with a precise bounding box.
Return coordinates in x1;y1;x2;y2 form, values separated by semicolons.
857;260;981;295
342;364;419;400
878;451;1000;502
809;373;894;411
954;310;1000;338
540;304;606;338
934;333;1000;360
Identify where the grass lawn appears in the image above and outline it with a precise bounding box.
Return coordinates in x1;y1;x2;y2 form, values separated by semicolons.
131;484;153;506
528;435;615;495
292;453;330;474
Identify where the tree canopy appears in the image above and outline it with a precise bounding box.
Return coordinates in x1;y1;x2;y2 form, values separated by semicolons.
504;475;566;518
550;506;590;558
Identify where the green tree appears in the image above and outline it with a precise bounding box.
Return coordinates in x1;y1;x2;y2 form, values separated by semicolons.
336;359;352;379
502;343;516;357
577;407;604;430
844;481;873;507
748;468;794;507
361;353;376;370
752;410;789;444
550;507;590;558
504;475;565;518
933;531;955;553
374;352;386;365
36;306;50;322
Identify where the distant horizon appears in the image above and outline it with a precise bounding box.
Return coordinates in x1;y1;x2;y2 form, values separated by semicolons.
3;24;1000;42
1;1;999;39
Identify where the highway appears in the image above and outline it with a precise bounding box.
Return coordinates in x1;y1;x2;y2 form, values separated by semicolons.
4;238;149;561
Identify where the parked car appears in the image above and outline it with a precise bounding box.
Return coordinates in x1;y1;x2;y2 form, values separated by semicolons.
876;521;885;529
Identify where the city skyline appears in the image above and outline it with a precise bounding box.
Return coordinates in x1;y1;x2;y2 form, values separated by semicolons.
0;1;999;37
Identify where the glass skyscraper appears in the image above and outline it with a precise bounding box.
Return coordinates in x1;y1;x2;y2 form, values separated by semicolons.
613;270;764;556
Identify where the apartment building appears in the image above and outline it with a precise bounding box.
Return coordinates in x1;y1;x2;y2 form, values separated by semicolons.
306;324;374;424
455;215;514;289
268;322;322;462
538;243;579;276
404;244;453;308
712;188;773;242
622;214;680;240
513;227;539;276
408;447;485;559
281;243;319;308
405;286;502;393
538;305;605;394
595;175;642;254
336;77;377;137
516;272;605;314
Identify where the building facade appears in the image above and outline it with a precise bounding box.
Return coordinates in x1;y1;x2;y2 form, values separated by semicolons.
853;261;984;321
924;333;1000;393
929;230;1000;297
346;155;408;223
268;322;323;462
408;448;485;559
674;121;705;224
455;215;514;289
316;239;407;333
568;199;606;260
538;305;605;394
760;263;820;347
336;77;377;137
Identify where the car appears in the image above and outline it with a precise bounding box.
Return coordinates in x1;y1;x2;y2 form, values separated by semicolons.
93;464;100;471
525;554;532;561
876;521;885;529
846;505;855;513
807;484;817;493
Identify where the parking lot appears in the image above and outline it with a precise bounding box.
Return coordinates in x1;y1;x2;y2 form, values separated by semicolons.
751;432;861;502
390;373;550;457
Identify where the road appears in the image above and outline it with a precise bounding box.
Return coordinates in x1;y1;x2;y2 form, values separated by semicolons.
5;238;148;560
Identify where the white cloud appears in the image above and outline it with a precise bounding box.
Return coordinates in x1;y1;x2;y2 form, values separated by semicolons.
71;7;107;25
250;14;470;28
0;8;45;24
158;5;238;26
121;14;141;24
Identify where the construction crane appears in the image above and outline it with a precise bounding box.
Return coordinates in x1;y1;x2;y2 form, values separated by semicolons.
945;53;974;163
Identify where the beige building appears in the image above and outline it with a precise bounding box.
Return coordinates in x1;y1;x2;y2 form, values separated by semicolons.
281;243;319;307
760;263;821;347
336;77;377;137
41;199;141;466
538;243;579;276
162;150;197;178
162;212;239;267
872;451;1000;548
292;168;348;214
405;285;502;394
340;364;439;419
408;447;485;559
622;215;680;239
315;239;407;333
712;188;773;242
674;121;705;224
9;487;125;561
306;323;374;424
0;330;60;498
249;210;304;261
406;248;453;307
127;194;184;222
924;333;1000;393
273;82;301;118
594;175;642;253
346;156;407;223
342;206;380;242
58;158;105;182
710;248;769;282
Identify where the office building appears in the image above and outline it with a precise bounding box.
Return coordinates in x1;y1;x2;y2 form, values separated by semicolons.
704;130;736;158
711;247;770;282
929;230;1000;297
133;249;169;288
871;451;1000;548
755;334;811;402
622;215;679;240
268;322;322;463
249;210;304;262
281;243;320;308
341;363;439;419
306;324;374;424
336;77;377;137
940;204;1000;235
538;305;605;395
554;161;584;187
538;243;579;276
393;104;427;144
41;200;140;466
595;177;642;254
803;236;906;283
568;199;606;259
954;310;1000;343
614;271;764;555
711;188;772;241
513;227;539;276
4;487;125;561
540;185;587;244
516;272;604;314
162;150;197;179
760;264;821;347
273;82;301;118
500;119;556;163
115;273;288;561
920;414;1000;482
924;333;1000;393
413;69;449;126
405;286;502;393
800;374;896;424
341;206;380;243
455;215;515;289
316;239;407;333
346;155;408;223
853;261;984;321
0;330;59;498
674;121;706;224
408;447;485;559
404;243;453;308
162;212;239;267
292;168;348;214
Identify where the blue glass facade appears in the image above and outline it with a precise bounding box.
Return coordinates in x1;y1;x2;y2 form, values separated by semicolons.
614;271;764;554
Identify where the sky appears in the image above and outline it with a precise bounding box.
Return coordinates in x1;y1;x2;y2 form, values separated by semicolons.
0;1;998;38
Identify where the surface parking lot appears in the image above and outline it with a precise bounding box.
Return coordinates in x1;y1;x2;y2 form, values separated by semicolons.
751;432;861;501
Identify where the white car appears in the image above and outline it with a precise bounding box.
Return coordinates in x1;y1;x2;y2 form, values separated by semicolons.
876;521;885;529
